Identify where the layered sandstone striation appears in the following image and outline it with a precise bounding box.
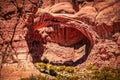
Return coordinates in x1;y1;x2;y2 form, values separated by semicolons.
0;0;120;80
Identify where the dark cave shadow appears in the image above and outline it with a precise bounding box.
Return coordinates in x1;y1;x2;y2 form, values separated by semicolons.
73;40;92;66
24;13;45;63
73;54;89;66
63;54;89;66
25;25;44;62
25;35;45;62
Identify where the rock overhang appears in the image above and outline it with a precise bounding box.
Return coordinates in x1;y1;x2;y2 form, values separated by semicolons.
33;12;95;65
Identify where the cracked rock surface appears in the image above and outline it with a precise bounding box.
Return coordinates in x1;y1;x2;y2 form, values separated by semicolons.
0;0;120;80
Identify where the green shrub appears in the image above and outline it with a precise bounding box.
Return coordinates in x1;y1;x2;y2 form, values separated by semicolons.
91;67;120;80
56;74;68;80
47;64;57;70
49;69;57;76
65;67;74;73
34;62;120;80
86;64;98;71
34;62;48;73
68;75;79;80
56;66;66;72
34;63;47;70
37;75;48;80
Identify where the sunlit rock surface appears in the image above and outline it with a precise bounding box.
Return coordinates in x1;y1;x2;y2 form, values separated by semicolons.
0;0;120;80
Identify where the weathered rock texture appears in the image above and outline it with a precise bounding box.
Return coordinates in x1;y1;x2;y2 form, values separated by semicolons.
0;0;120;79
33;0;120;65
0;0;40;80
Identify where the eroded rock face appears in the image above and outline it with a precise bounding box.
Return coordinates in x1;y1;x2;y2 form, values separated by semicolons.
0;0;40;80
33;12;95;65
0;0;120;79
37;26;85;46
33;0;120;65
75;6;97;21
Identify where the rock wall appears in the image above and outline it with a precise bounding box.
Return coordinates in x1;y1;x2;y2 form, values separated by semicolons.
0;0;120;79
0;0;36;64
0;0;40;79
0;0;80;65
0;0;120;75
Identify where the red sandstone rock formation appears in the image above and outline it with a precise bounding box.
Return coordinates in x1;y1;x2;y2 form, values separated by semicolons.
0;0;120;79
33;0;120;65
